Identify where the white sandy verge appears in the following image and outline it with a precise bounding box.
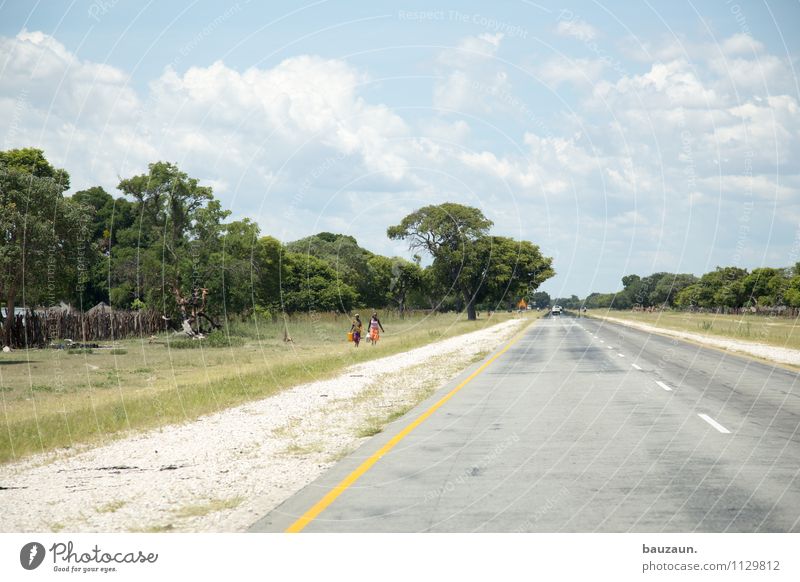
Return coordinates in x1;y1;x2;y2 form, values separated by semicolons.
596;315;800;367
0;317;527;533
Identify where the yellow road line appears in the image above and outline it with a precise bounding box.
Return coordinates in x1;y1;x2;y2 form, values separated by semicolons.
285;322;532;533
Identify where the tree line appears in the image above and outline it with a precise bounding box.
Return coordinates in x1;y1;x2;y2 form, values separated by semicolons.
581;267;800;311
1;148;554;345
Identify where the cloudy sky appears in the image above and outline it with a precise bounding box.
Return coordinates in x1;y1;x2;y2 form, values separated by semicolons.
1;0;799;297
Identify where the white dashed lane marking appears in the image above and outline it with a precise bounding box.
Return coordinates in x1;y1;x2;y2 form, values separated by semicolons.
698;413;731;434
656;381;673;392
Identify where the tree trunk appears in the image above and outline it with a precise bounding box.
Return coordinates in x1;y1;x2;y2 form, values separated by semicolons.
4;289;16;347
465;296;477;321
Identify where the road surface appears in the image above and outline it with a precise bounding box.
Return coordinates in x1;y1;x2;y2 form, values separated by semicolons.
250;314;800;532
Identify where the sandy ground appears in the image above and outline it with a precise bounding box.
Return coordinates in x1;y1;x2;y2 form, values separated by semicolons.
597;315;800;367
0;317;526;533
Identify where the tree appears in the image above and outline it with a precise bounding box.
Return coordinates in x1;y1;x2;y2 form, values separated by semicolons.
0;148;70;189
553;295;581;309
70;186;136;306
114;162;218;314
673;267;748;309
387;203;493;320
280;252;358;313
650;273;697;307
784;276;800;308
388;204;554;319
0;148;85;345
529;291;551;309
253;235;283;312
386;257;423;316
285;232;385;307
742;267;787;306
478;237;554;310
620;274;644;307
584;292;617;309
207;218;261;316
674;283;707;308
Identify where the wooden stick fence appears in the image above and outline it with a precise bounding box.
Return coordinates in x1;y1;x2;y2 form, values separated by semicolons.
1;309;169;348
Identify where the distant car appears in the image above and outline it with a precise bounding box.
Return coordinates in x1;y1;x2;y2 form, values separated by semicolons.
551;305;562;316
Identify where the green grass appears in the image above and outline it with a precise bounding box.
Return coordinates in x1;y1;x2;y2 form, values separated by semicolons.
0;310;527;464
168;331;246;349
587;309;800;350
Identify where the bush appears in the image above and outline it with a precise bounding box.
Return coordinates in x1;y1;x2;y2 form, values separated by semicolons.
67;348;94;355
168;330;246;349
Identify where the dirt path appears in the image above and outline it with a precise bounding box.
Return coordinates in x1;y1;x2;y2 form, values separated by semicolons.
0;317;528;533
596;315;800;367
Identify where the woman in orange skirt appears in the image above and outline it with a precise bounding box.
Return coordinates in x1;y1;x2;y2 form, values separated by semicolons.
368;312;385;345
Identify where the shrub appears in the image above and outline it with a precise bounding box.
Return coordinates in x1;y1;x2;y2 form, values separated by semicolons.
67;348;94;355
169;331;246;349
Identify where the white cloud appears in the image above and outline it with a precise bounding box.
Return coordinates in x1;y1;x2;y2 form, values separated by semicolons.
720;33;765;56
433;33;512;114
437;33;504;67
555;18;598;42
595;60;720;109
698;174;797;201
0;29;797;295
535;56;606;88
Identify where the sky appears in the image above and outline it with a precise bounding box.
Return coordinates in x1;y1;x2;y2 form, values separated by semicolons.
1;0;799;298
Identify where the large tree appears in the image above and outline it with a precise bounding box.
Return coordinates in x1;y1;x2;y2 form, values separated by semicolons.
0;148;86;345
280;252;358;313
286;232;394;307
114;161;218;315
388;203;492;319
388;203;553;320
478;236;554;309
70;186;135;306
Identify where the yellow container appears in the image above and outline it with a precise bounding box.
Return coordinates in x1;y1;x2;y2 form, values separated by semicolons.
347;332;354;342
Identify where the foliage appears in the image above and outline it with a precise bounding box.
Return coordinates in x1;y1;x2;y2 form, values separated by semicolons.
388;203;553;319
528;291;551;309
168;330;246;349
280;252;359;313
586;264;799;311
0;148;88;344
1;149;553;331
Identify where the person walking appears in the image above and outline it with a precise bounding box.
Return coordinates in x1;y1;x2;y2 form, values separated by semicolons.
350;313;364;347
367;312;385;345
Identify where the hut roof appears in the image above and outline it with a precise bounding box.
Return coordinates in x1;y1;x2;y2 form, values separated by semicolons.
86;302;112;315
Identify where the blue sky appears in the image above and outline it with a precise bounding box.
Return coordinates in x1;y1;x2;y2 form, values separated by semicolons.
1;0;799;297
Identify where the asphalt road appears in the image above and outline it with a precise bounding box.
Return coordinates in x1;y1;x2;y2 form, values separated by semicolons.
250;314;800;532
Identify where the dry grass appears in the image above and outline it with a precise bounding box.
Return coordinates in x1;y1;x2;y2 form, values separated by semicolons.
96;500;126;514
173;496;244;518
0;311;524;464
588;309;800;350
